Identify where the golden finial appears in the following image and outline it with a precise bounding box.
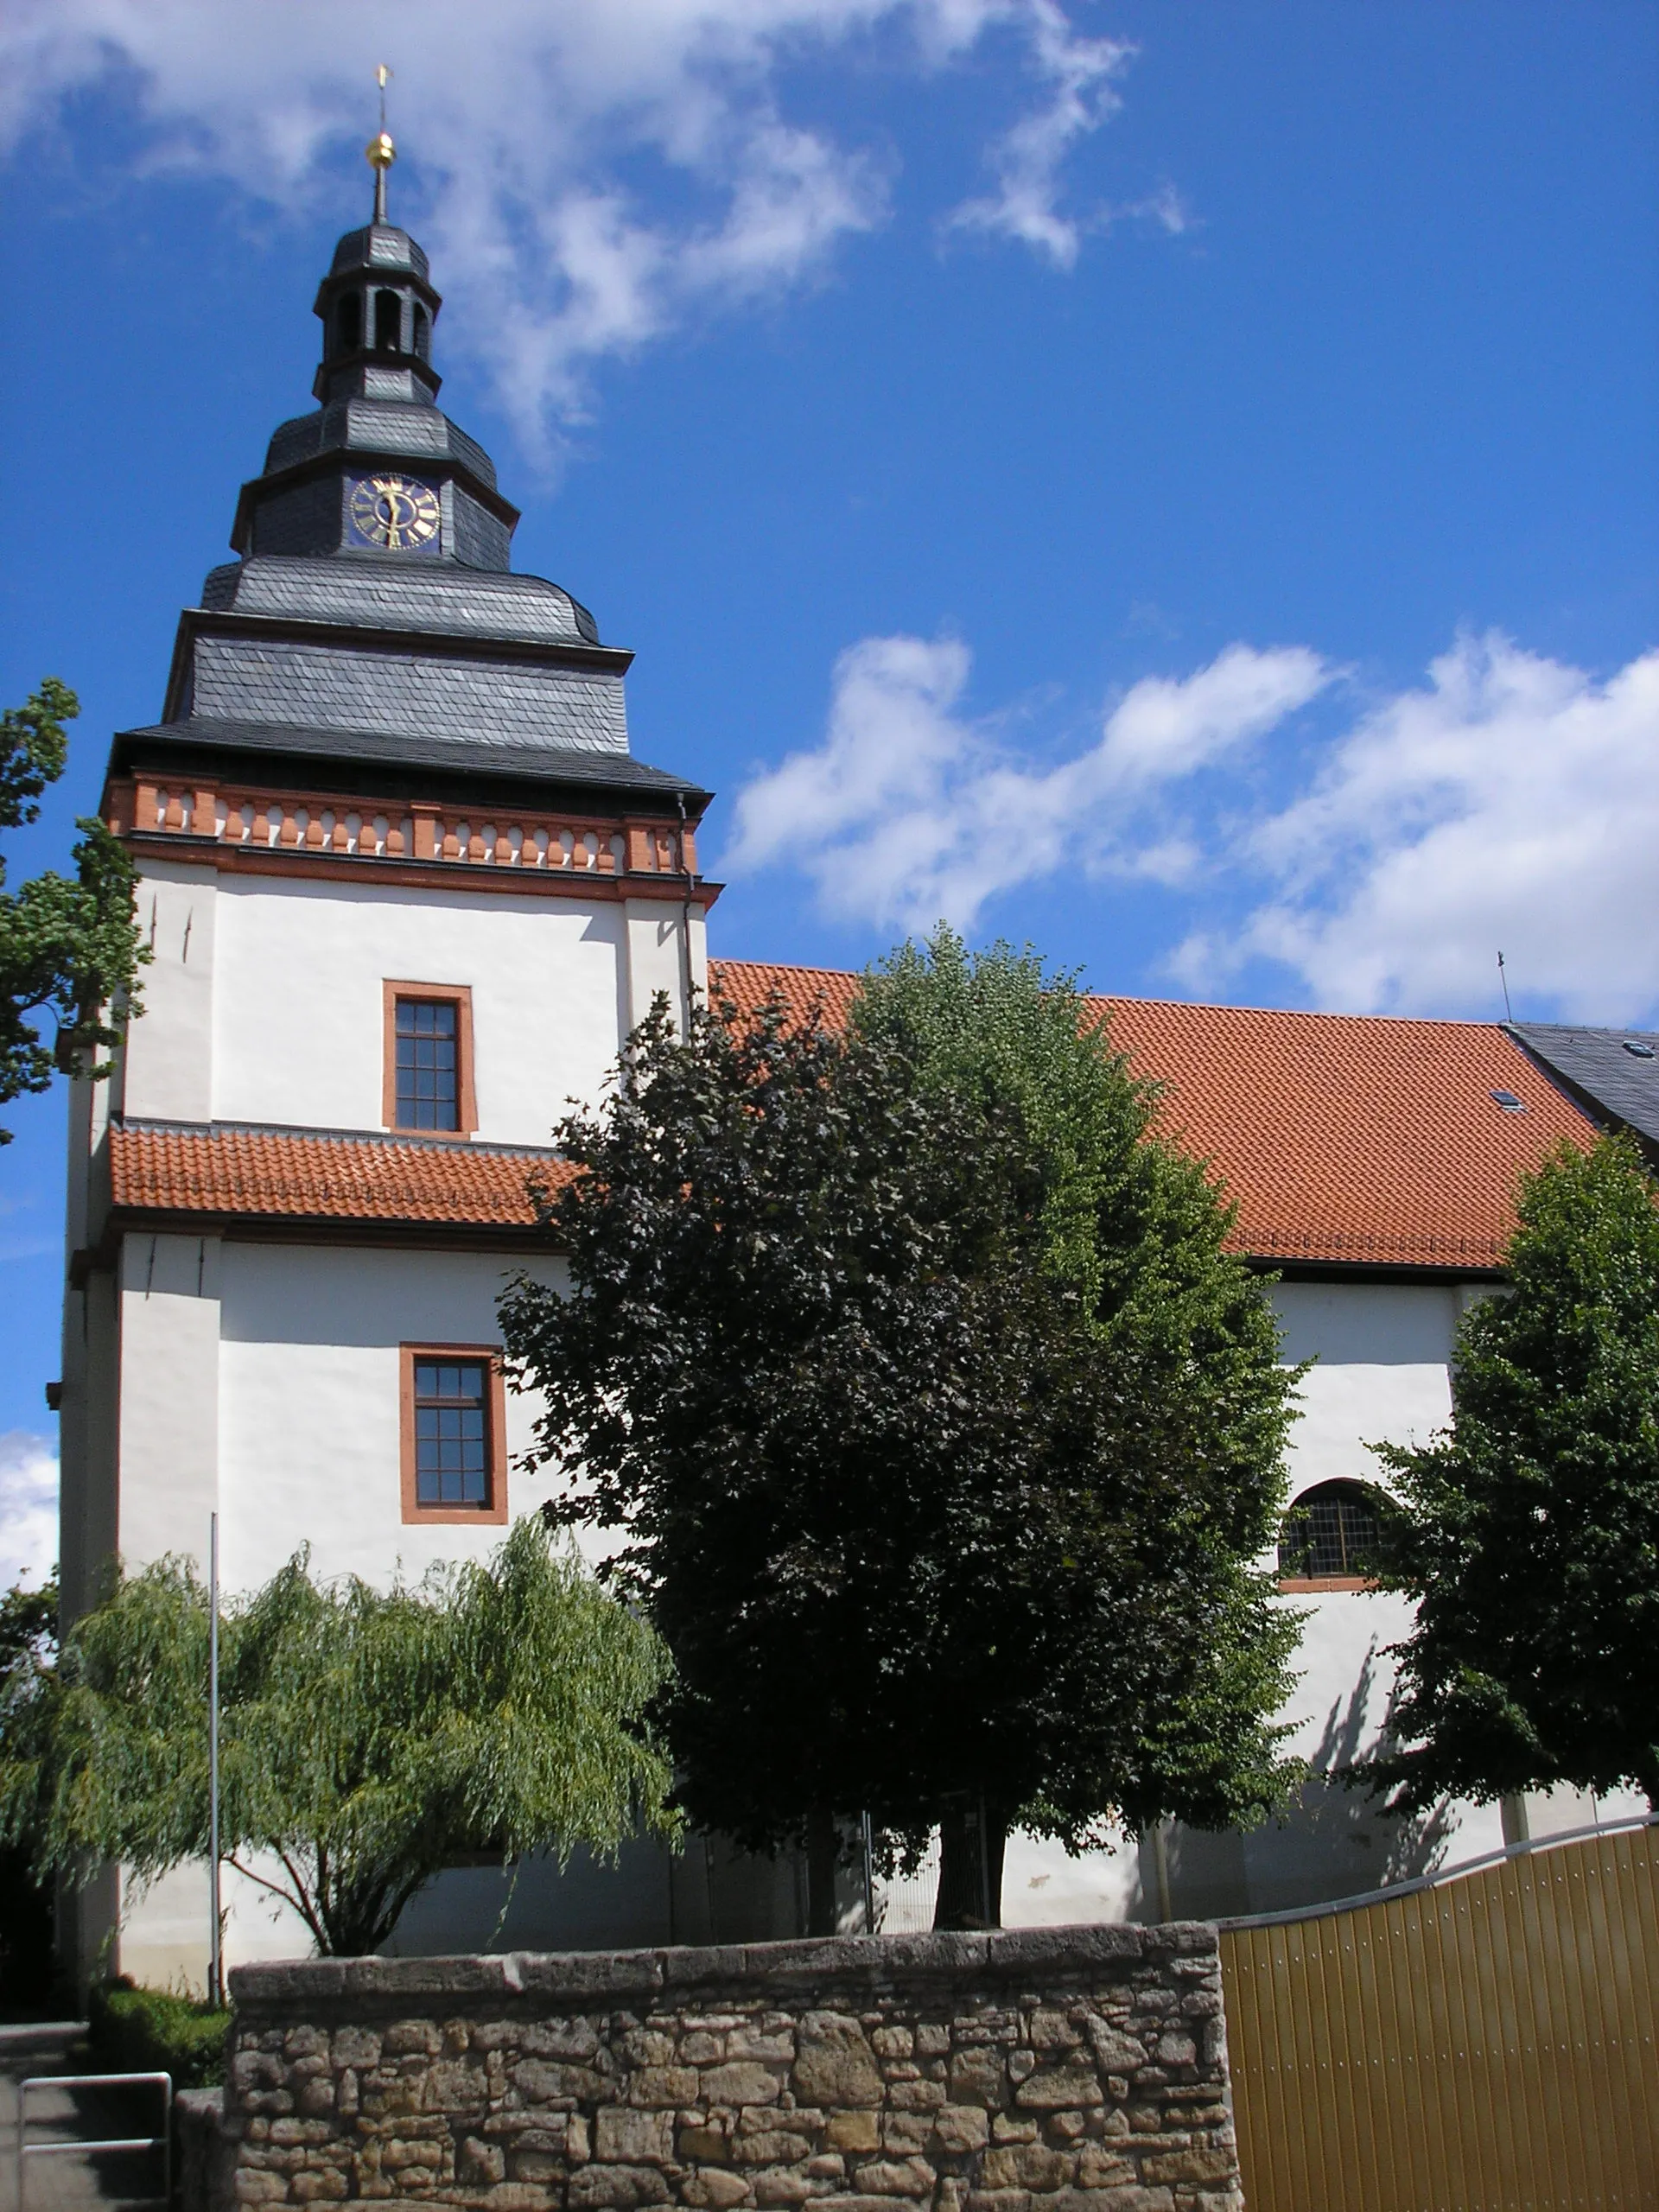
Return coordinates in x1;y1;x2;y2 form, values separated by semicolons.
365;65;395;222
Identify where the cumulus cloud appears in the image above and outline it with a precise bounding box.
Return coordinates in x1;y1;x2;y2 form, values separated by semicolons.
0;1431;58;1592
728;626;1659;1022
947;2;1134;267
0;0;1155;448
725;633;1330;930
1179;632;1659;1019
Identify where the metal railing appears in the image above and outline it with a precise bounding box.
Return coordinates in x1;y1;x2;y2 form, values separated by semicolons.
16;2072;172;2212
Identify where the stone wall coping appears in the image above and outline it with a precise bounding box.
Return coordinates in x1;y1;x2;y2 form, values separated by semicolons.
228;1920;1217;2007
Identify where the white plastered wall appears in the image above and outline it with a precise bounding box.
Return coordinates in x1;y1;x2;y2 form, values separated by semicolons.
117;1231;222;1570
123;861;217;1121
623;897;708;1039
215;1240;567;1589
209;875;634;1141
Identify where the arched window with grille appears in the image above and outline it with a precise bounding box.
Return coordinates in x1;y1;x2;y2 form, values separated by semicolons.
1277;1478;1385;1585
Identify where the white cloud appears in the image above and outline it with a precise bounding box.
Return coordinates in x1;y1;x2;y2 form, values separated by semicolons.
947;2;1134;267
0;0;1154;448
728;626;1659;1023
0;1431;58;1592
1180;632;1659;1019
725;633;1330;930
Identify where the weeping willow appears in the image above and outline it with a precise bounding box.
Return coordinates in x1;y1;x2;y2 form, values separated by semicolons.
0;1518;677;1957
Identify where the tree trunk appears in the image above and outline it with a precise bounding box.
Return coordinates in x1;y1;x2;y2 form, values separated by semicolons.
932;1799;1007;1930
805;1808;840;1936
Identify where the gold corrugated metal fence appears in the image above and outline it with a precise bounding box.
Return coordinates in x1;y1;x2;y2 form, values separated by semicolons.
1219;1821;1659;2212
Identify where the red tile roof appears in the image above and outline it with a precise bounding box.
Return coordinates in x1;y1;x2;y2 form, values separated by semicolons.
110;1121;569;1230
709;959;1594;1268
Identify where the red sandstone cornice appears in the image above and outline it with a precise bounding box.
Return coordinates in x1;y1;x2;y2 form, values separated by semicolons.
107;775;720;904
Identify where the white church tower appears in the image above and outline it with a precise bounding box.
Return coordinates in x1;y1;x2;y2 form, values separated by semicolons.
57;142;731;1983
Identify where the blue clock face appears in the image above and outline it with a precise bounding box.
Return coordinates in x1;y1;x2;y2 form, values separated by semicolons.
347;474;442;551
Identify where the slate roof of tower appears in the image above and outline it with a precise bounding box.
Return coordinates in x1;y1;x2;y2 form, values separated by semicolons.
199;556;600;646
707;959;1598;1270
181;632;630;753
259;397;498;489
110;717;709;804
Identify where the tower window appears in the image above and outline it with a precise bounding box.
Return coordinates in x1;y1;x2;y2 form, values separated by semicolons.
374;288;403;352
1278;1480;1384;1586
400;1344;508;1523
335;290;362;354
384;982;476;1135
412;303;430;361
414;1359;489;1506
396;997;457;1128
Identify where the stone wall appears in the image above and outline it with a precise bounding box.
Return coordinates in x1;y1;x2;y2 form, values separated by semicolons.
222;1927;1240;2212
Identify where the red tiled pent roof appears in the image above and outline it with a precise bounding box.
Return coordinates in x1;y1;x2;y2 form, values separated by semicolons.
709;959;1595;1269
110;1121;571;1231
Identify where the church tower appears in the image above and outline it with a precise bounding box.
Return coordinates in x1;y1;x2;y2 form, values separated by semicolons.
58;137;736;1984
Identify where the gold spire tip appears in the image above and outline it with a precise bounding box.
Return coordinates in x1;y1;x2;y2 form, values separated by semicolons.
367;65;395;219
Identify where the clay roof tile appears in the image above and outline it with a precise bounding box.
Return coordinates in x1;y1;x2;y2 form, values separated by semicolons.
110;1121;569;1228
708;958;1594;1268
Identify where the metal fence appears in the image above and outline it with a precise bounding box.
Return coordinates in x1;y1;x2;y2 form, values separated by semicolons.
1218;1819;1659;2212
15;2072;172;2212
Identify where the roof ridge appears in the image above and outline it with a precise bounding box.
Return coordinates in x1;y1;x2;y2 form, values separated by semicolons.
117;1114;562;1160
710;957;1510;1033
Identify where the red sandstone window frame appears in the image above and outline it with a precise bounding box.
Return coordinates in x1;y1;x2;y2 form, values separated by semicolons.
399;1343;510;1525
383;980;477;1137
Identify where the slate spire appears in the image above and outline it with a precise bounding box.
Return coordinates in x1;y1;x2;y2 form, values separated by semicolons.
226;123;521;569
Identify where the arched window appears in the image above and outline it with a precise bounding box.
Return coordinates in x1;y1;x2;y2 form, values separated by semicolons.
412;304;430;361
1278;1480;1383;1583
335;290;362;355
374;289;403;352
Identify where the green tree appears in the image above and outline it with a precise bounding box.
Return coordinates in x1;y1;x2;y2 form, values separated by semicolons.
1;679;148;1141
500;934;1302;1928
0;1521;677;1957
1354;1135;1659;1812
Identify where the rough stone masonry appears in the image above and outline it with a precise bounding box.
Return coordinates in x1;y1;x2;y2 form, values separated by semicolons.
219;1926;1242;2212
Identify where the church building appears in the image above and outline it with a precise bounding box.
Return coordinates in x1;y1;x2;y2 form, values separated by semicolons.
57;148;1651;1991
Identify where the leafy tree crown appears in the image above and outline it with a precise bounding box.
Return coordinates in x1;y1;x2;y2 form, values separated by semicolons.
502;934;1302;1880
1;680;149;1139
1357;1134;1659;1810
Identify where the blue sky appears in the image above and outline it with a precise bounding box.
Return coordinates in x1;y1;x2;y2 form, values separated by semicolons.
2;1;1656;1491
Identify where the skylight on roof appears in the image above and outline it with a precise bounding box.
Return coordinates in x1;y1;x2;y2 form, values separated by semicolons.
1491;1090;1527;1112
1623;1039;1656;1059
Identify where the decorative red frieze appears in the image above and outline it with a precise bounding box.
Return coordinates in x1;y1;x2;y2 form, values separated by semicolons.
111;777;700;887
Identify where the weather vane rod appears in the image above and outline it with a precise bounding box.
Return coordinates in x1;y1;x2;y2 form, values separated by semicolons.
366;64;396;223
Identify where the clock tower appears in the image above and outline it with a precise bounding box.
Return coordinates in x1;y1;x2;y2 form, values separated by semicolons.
230;185;512;568
57;137;755;1986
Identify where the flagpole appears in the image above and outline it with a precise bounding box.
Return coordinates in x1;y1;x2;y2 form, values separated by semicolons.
208;1510;222;2008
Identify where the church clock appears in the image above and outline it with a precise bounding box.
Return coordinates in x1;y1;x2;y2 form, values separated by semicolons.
347;473;442;551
